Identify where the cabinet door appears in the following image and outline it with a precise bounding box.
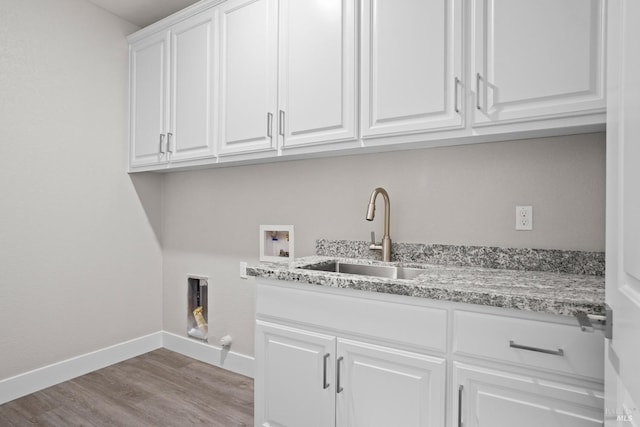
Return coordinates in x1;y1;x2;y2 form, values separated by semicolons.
278;0;357;148
336;339;445;427
168;9;217;162
129;31;169;168
255;321;335;427
605;0;640;415
454;362;603;427
361;0;463;137
472;0;605;125
218;0;278;156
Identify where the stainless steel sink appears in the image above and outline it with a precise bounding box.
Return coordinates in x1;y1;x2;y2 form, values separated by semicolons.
395;267;426;280
300;262;426;280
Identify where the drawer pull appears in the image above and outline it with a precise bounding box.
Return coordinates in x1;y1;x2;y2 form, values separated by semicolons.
509;340;564;356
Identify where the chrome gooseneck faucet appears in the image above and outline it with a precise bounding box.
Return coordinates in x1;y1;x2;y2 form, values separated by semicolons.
366;187;392;262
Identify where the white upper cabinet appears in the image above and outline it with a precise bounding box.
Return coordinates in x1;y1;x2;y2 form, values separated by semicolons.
216;0;357;157
128;8;216;171
128;0;608;172
361;0;463;137
217;0;278;156
278;0;357;148
168;10;217;163
472;0;606;126
129;31;170;168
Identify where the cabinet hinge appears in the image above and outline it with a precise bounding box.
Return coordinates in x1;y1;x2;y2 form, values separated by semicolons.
574;304;611;339
605;303;613;339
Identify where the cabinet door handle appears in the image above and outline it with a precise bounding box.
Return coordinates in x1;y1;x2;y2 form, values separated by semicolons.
167;132;174;153
278;110;285;137
322;353;330;389
509;340;564;356
336;356;344;393
159;134;166;154
454;77;461;114
267;112;273;139
476;73;482;111
458;385;463;427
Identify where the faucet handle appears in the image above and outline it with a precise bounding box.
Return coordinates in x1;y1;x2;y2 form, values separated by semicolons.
369;231;382;251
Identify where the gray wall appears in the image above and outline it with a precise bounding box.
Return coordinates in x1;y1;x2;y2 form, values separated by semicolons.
0;0;606;378
0;0;163;380
162;132;606;358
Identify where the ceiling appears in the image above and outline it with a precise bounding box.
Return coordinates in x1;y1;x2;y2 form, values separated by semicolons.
88;0;200;28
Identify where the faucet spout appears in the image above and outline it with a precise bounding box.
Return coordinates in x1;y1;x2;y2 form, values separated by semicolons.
365;187;392;261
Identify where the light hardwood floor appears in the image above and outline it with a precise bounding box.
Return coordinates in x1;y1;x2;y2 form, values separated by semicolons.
0;348;254;426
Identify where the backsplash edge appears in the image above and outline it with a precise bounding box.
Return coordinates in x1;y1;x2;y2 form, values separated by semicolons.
315;239;605;276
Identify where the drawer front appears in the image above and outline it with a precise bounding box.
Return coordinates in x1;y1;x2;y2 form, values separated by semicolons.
257;280;447;353
453;362;604;427
453;310;604;380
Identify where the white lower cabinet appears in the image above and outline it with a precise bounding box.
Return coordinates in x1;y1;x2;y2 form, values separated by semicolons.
454;363;604;427
255;321;335;427
254;280;604;427
336;339;445;427
451;309;604;427
255;321;445;427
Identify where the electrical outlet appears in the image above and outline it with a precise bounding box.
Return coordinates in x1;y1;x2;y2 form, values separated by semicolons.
516;206;533;230
240;261;248;279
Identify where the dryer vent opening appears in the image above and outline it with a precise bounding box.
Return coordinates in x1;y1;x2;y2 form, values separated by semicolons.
187;276;208;342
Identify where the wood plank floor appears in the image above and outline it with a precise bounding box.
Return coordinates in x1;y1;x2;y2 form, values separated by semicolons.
0;348;254;426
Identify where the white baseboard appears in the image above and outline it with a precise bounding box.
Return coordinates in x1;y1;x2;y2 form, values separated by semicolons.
0;332;163;405
0;331;254;405
162;332;254;379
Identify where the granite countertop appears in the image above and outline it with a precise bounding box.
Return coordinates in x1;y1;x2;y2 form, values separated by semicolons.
247;255;605;317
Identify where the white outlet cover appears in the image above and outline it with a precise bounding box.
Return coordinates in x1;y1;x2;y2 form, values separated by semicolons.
516;206;533;230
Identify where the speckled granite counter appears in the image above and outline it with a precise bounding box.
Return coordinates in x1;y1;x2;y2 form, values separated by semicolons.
247;255;605;317
316;239;605;276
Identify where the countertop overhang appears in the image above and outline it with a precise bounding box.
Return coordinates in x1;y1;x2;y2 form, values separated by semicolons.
247;256;605;317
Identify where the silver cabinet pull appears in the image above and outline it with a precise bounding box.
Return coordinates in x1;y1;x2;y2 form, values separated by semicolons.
322;353;330;389
454;77;461;114
458;385;463;427
159;134;166;154
278;110;285;137
509;340;564;356
336;356;344;393
267;112;273;139
476;73;482;111
167;132;174;153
